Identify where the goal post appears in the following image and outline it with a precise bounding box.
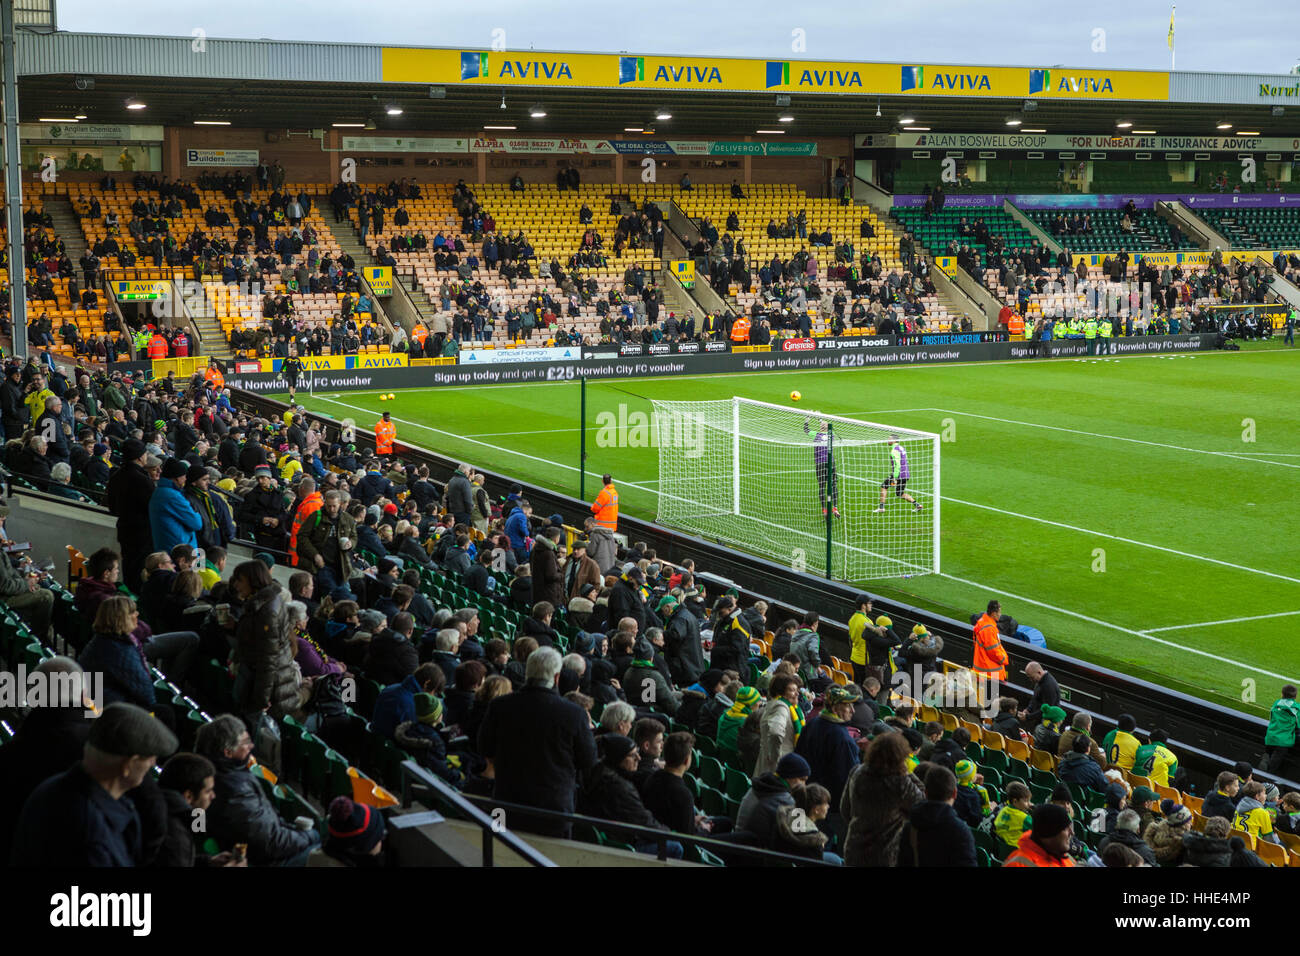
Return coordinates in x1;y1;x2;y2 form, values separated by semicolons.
651;397;941;582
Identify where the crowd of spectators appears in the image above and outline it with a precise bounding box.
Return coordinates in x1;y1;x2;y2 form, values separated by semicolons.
1;341;1297;868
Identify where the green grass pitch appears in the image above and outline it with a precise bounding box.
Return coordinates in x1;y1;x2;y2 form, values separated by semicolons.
278;341;1300;716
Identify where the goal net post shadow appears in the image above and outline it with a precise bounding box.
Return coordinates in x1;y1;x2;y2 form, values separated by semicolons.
651;397;940;582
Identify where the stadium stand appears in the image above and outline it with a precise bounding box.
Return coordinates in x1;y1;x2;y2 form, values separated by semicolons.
1;354;1296;870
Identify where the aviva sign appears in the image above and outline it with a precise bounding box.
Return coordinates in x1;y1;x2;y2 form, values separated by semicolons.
380;49;1170;101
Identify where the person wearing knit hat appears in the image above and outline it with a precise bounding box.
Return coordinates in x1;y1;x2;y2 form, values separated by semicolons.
382;502;399;516
415;692;444;726
952;758;992;825
1004;802;1076;867
600;733;638;767
716;685;761;760
325;796;386;865
395;693;462;785
776;752;811;781
1161;800;1193;828
793;680;863;808
1033;703;1068;753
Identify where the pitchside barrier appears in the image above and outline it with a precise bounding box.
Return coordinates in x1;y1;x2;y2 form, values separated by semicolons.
214;333;1220;392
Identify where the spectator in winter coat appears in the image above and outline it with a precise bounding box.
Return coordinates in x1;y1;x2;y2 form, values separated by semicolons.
78;596;156;708
1099;809;1158;866
623;638;680;716
581;734;682;858
1019;661;1060;728
195;714;320;866
395;693;462;786
1057;734;1110;791
371;664;444;739
898;766;978;867
1201;772;1240;822
606;567;651;634
10;702;178;867
753;674;805;779
529;527;565;608
796;684;863;808
842;731;926;867
708;597;752;675
1057;712;1107;770
660;595;705;688
365;613;420;686
1032;705;1066;754
585;521;618;575
677;669;723;731
735;752;811;845
478;646;597;838
504;499;532;563
443;463;475;525
990;697;1026;743
231;575;305;726
148;459;203;554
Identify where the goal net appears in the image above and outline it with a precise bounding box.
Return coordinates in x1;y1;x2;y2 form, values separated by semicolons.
651;397;940;581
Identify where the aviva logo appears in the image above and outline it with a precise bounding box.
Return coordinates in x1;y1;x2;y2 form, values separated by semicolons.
1033;68;1114;94
619;56;645;84
766;61;790;88
797;67;862;89
461;51;573;81
653;62;723;84
904;65;991;92
460;52;489;80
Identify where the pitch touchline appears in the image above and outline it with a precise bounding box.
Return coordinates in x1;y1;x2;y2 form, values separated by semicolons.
307;394;1295;686
1141;609;1300;633
929;408;1300;470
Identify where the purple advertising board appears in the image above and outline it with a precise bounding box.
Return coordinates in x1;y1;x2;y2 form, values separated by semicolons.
893;193;1300;210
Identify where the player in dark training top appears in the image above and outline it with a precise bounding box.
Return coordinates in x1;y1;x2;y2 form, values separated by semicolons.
804;417;839;517
282;354;304;401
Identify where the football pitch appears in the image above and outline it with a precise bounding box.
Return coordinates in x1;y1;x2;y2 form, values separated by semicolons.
279;342;1300;716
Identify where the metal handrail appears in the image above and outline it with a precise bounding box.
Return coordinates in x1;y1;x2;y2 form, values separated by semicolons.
399;760;556;867
400;765;834;867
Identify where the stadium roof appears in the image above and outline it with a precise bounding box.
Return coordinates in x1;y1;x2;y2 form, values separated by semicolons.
15;32;1300;138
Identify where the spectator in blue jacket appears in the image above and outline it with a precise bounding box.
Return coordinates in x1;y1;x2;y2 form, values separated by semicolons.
370;663;445;739
148;458;203;553
78;596;156;709
1057;734;1110;791
505;498;532;564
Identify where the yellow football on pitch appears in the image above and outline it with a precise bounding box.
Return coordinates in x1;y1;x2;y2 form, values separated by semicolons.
379;395;387;402
387;393;396;400
790;390;802;401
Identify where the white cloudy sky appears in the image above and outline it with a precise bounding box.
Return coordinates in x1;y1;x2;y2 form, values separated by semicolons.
53;0;1300;75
